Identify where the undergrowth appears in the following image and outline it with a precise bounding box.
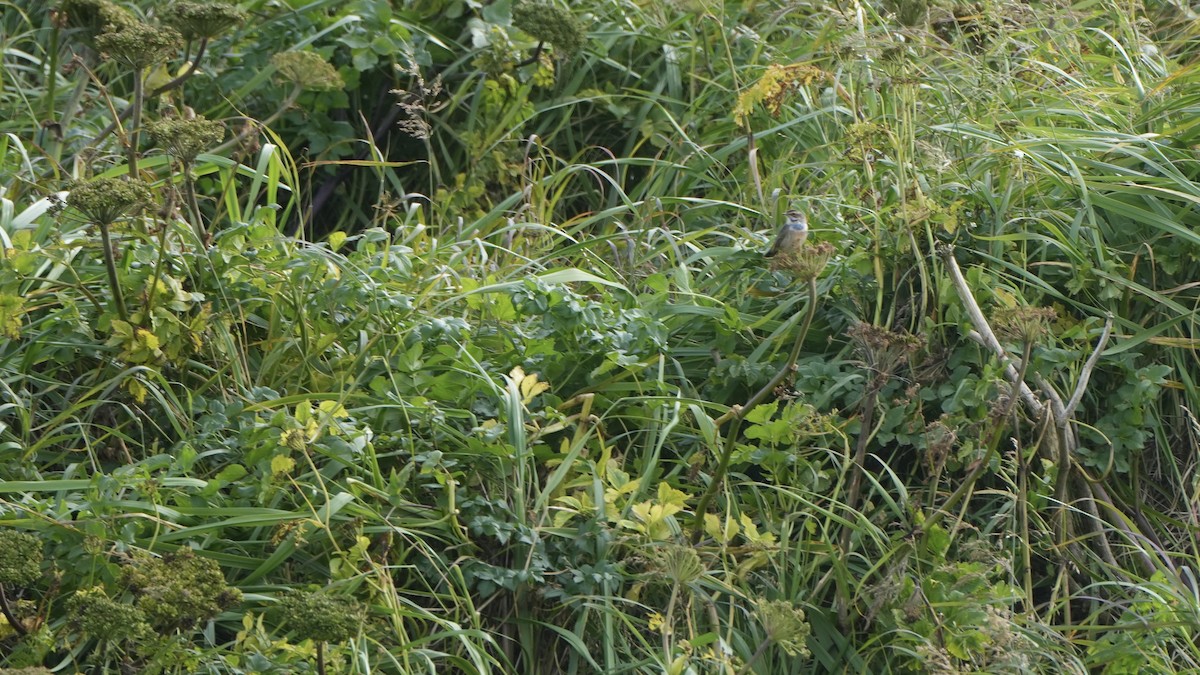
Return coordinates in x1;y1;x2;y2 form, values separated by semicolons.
2;0;1200;672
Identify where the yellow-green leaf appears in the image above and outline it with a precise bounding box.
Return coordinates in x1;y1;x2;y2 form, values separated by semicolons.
328;231;347;251
271;454;295;475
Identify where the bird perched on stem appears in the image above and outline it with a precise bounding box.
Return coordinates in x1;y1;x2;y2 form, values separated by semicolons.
765;209;808;257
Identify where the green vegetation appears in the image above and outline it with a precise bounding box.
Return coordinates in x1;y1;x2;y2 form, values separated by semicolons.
1;0;1199;672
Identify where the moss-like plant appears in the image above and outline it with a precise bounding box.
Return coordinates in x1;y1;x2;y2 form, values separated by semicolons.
66;587;152;643
120;550;242;632
0;530;43;638
0;531;42;588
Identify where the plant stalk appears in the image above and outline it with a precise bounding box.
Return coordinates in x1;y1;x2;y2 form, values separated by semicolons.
127;68;145;180
181;159;207;243
98;221;128;321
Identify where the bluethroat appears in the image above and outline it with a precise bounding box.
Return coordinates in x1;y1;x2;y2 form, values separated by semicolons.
765;209;808;257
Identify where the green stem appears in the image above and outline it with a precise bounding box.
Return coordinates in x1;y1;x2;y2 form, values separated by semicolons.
838;384;879;555
98;221;128;322
738;640;771;675
692;278;818;541
43;25;60;121
181;159;207;243
127;68;145;180
661;583;680;660
43;23;62;160
144;213;173;320
1018;426;1034;614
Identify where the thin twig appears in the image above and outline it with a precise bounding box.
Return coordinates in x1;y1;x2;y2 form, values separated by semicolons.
514;41;545;69
0;585;28;637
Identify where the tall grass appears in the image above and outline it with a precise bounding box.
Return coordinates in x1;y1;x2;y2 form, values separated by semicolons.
1;0;1200;672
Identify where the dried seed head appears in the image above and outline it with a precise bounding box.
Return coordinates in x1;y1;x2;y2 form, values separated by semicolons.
0;530;42;586
847;322;924;385
66;587;152;642
993;306;1057;345
57;0;136;37
276;591;364;643
773;241;835;282
886;0;928;27
652;544;705;585
924;418;956;474
121;550;242;631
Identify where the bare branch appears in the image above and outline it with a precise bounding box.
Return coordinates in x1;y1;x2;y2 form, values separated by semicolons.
1064;314;1113;419
943;246;1044;417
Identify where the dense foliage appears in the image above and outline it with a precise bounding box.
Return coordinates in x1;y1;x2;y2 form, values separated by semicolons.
2;0;1200;672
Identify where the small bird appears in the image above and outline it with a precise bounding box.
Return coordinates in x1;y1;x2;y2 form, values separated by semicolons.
765;209;808;257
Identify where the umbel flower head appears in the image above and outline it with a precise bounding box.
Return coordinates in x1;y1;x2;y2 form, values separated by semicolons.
0;530;43;586
66;587;152;643
512;1;586;55
994;306;1057;346
57;0;136;37
651;543;705;585
847;322;923;390
65;177;153;225
756;598;812;657
95;21;182;69
271;51;344;91
773;241;835;282
148;115;225;162
276;590;364;643
164;1;247;41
